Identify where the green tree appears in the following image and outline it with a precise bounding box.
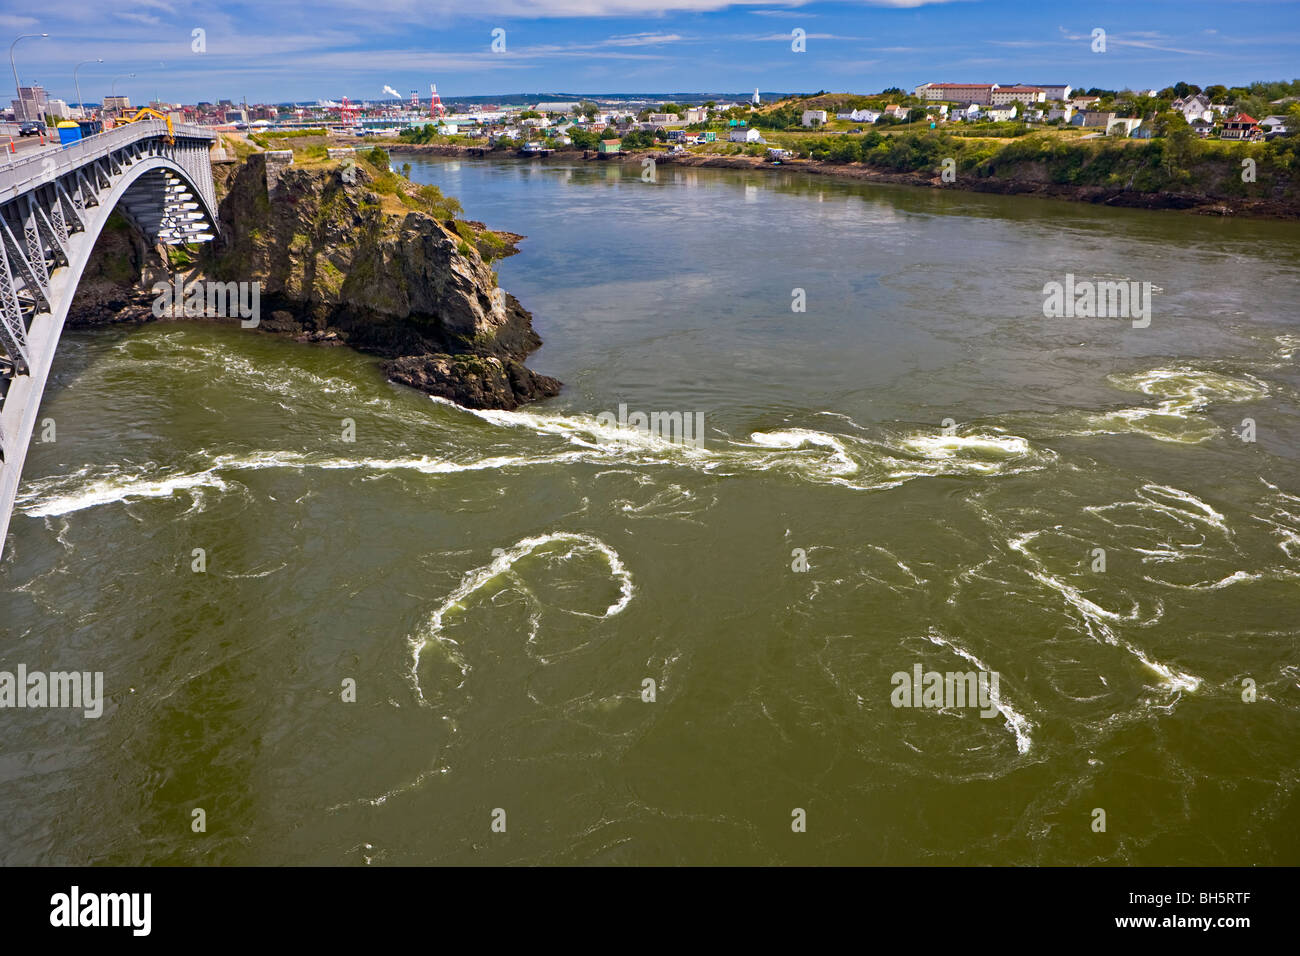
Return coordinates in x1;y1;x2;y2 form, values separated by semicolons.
569;127;600;150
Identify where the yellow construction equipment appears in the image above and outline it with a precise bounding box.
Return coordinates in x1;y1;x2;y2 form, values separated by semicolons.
119;106;175;144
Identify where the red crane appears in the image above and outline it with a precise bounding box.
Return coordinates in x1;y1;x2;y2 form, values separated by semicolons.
340;95;359;126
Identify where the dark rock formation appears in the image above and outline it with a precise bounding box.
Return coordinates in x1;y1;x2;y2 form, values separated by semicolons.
68;151;561;409
384;353;560;411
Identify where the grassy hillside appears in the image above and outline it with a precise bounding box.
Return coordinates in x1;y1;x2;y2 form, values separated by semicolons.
777;128;1300;199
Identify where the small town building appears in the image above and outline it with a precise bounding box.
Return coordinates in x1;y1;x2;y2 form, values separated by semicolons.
1030;84;1072;102
1220;113;1263;141
1075;110;1116;128
1260;115;1291;137
919;83;995;105
989;85;1044;105
1172;93;1214;124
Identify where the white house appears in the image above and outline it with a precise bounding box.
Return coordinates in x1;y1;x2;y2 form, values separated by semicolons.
1047;106;1075;123
801;109;828;127
954;103;981;121
836;108;881;123
1172;93;1213;124
729;127;765;143
1106;117;1143;136
684;107;708;124
1260;115;1290;135
1031;84;1072;102
983;104;1018;122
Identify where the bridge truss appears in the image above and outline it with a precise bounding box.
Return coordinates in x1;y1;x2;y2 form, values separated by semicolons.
0;120;220;559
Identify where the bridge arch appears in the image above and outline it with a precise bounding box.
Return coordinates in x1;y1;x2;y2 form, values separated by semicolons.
0;121;220;557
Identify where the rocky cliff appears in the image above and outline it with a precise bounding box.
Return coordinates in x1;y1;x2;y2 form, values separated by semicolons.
70;150;560;409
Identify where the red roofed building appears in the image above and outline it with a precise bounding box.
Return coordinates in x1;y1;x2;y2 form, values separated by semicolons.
1220;112;1262;141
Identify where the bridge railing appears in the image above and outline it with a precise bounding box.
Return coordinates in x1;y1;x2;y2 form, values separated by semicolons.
0;121;216;202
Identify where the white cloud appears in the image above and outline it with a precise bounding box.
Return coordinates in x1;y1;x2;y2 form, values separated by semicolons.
603;32;685;46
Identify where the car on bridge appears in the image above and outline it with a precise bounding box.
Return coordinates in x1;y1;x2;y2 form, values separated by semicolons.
18;120;46;136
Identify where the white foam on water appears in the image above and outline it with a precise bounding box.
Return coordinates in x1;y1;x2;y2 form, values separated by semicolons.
21;405;1053;532
924;628;1033;755
20;467;231;517
1145;569;1282;591
1254;478;1300;560
1062;366;1268;444
1009;531;1201;693
743;428;859;476
407;532;633;704
901;433;1033;459
1273;334;1300;361
1086;483;1231;540
210;448;589;475
441;400;1051;490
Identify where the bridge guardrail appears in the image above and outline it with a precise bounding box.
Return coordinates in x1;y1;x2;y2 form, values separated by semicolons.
0;121;216;201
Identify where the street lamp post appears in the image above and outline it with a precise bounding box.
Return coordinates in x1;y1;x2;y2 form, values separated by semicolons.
9;32;49;123
74;57;103;119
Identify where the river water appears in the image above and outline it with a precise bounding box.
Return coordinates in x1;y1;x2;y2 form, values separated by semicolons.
2;156;1298;865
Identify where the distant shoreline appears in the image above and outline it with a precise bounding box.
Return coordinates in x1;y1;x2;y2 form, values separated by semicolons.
386;142;1300;220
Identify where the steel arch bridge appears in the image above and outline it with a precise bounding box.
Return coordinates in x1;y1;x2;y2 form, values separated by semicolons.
0;120;219;559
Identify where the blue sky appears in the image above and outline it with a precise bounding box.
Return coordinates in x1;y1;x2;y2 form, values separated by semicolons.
3;0;1297;105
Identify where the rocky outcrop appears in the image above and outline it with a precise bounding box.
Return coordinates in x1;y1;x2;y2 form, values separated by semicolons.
384;353;560;411
204;153;560;406
68;151;560;409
